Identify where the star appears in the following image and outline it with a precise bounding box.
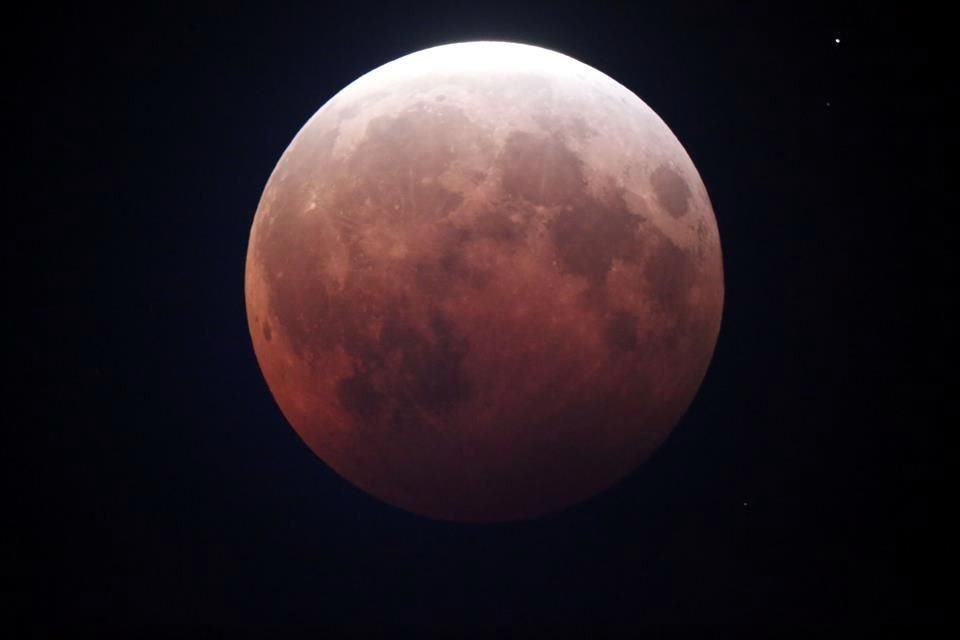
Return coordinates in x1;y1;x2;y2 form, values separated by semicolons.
834;37;841;45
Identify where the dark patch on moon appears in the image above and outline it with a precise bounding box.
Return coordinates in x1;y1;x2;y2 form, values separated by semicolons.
651;164;692;218
390;405;425;432
257;101;493;362
338;371;383;417
645;234;695;312
471;203;526;243
530;114;596;141
349;102;478;221
414;224;491;293
337;310;472;423
262;322;272;342
566;116;597;140
694;219;710;262
501;131;586;207
548;193;643;288
414;314;472;411
604;310;639;353
255;212;336;360
499;129;647;290
336;101;361;122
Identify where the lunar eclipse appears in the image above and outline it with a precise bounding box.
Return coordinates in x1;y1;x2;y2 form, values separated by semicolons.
245;41;724;522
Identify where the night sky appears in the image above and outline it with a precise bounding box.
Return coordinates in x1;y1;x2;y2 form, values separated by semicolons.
15;1;944;627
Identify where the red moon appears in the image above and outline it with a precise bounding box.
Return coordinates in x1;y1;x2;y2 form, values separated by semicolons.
245;42;724;522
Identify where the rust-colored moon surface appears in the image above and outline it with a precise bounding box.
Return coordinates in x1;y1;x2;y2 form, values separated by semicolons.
245;42;724;522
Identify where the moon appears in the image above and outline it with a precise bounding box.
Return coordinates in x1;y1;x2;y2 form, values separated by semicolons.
245;41;724;522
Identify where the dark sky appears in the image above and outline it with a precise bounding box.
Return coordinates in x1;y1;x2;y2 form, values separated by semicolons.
14;1;944;627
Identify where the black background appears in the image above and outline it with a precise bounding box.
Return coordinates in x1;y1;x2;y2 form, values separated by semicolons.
13;1;945;627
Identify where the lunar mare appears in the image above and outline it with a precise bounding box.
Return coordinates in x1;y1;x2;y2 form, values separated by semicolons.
245;41;724;522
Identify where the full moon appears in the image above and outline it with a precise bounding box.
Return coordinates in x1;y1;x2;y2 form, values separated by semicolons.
245;41;724;522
